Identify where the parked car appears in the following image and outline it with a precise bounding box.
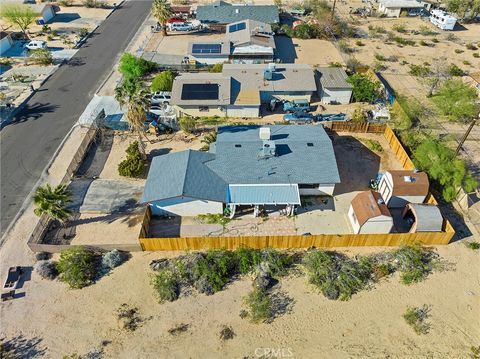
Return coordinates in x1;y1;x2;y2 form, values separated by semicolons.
283;112;314;123
283;99;310;113
151;91;171;105
168;22;193;31
314;113;347;122
24;40;47;51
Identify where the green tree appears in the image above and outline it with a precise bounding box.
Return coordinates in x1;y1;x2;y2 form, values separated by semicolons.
347;74;381;103
431;79;479;122
33;184;72;223
118;53;156;79
445;0;480;20
413;138;477;201
118;141;145;177
151;0;172;36
179;116;196;134
57;247;96;289
0;4;38;36
150;70;175;92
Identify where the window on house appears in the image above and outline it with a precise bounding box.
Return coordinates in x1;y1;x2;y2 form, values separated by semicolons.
199;106;209;112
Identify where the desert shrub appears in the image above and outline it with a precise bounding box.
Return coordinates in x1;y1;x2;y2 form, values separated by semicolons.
473;53;479;58
35;251;51;261
372;263;391;280
57;247;97;289
101;250;129;271
431;38;439;43
78;28;89;38
345;58;363;74
392;35;415;46
46;34;54;41
392;245;435;285
467;241;480;250
235;247;262;274
59;0;73;6
219;325;235;340
30;49;53;66
466;43;478;50
243;287;272;323
431;79;479;122
409;64;431;77
448;63;465;76
374;53;386;61
347;74;381;103
293;23;317;39
35;260;58;280
403;305;430;334
302;250;373;300
392;23;407;33
151;269;179;302
209;62;223;73
419;25;436;36
178;116;196;134
83;0;109;8
373;61;387;71
168;323;189;336
117;304;142;331
463;60;471;66
419;40;432;47
328;62;343;67
355;40;364;46
351;107;367;123
191;249;237;294
150;70;175;92
362;139;383;152
196;213;230;227
118;141;145;178
258;248;292;277
338;39;354;53
454;48;464;54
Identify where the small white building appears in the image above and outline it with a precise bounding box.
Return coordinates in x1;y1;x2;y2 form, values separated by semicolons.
378;170;429;208
30;4;57;24
348;191;393;234
316;67;353;105
0;32;14;56
430;9;457;30
378;0;424;17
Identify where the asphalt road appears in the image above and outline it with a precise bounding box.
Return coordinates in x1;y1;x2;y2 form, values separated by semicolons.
0;0;152;233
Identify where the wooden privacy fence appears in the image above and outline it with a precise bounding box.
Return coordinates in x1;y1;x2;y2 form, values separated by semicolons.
138;124;456;251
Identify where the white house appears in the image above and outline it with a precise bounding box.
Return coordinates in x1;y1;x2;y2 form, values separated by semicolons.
430;9;457;30
0;32;14;56
348;191;394;234
378;170;429;208
316;67;353;105
141;125;340;217
378;0;424;17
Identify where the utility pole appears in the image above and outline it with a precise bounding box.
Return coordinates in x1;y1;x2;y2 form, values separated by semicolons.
331;0;337;20
455;115;478;156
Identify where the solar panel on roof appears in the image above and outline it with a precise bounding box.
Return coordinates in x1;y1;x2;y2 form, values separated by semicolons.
181;84;219;100
191;43;222;54
229;22;246;33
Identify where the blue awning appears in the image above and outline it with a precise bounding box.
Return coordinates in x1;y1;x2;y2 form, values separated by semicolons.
228;184;300;205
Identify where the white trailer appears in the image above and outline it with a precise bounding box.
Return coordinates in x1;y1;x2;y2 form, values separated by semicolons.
430;9;456;30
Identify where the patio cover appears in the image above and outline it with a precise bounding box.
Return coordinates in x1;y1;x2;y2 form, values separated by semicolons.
227;184;301;205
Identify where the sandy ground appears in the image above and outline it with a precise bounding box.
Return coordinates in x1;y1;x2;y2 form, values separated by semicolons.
1;242;479;358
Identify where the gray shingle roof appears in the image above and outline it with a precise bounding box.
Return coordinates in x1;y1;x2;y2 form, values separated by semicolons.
141;150;227;203
206;125;340;185
317;68;353;89
197;2;279;24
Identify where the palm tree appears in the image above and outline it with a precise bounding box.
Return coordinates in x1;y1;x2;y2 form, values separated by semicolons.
151;0;172;36
115;77;151;151
33;184;72;223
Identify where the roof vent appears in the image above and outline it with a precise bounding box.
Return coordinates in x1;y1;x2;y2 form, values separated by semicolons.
377;198;384;205
403;176;416;183
259;140;276;159
259;127;271;140
235;8;239;13
307;142;314;147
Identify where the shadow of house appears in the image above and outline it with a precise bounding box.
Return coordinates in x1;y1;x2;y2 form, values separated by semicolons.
51;13;81;23
274;36;297;64
332;134;381;195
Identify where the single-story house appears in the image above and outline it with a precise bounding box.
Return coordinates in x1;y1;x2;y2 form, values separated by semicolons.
378;170;429;208
378;0;424;17
30;4;57;24
196;1;279;31
0;32;14;56
316;67;353;105
141;125;340;217
188;19;276;64
348;191;393;234
171;63;317;118
402;203;443;232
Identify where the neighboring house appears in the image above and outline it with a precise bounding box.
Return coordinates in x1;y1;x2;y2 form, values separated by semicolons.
316;67;353;105
402;203;443;232
141;125;340;217
378;170;429;208
378;0;424;17
30;4;57;24
196;1;279;30
171;63;317;118
188;19;276;64
0;32;14;56
348;191;394;234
